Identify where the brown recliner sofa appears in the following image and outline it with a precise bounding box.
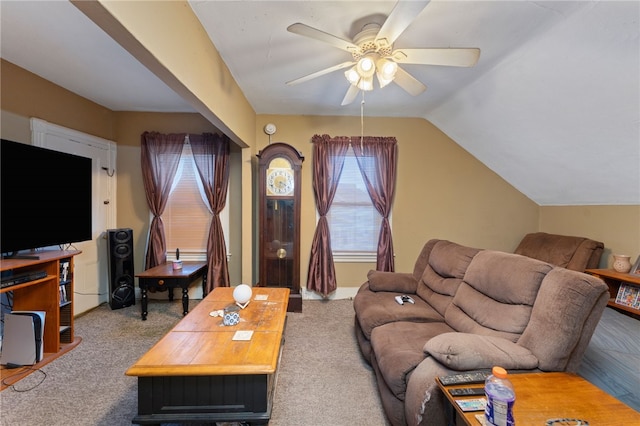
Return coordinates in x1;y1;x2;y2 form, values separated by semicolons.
353;239;609;426
514;232;604;271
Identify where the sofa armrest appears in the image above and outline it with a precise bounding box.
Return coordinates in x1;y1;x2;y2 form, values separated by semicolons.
367;270;418;293
424;332;539;371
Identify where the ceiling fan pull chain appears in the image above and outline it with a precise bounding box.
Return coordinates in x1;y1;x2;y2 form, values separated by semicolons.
360;91;366;150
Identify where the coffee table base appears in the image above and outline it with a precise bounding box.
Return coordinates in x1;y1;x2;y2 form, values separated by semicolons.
133;373;275;425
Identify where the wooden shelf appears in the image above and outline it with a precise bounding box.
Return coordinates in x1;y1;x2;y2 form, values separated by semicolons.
1;250;81;389
586;268;640;318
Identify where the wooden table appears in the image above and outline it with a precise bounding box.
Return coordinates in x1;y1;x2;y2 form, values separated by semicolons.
126;286;289;425
136;261;207;320
438;371;640;425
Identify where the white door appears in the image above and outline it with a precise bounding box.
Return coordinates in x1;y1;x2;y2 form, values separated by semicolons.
31;118;116;315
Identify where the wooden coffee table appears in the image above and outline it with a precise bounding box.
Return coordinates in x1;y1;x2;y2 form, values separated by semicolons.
126;286;289;425
438;371;640;425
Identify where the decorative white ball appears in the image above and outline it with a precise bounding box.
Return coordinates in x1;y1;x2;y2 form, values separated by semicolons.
233;284;252;305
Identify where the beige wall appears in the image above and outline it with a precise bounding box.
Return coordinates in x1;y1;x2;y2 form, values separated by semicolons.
255;114;540;288
112;112;244;284
3;59;639;297
1;59;114;140
540;205;640;268
0;61;246;286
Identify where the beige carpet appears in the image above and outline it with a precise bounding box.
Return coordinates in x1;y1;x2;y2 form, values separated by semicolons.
0;298;389;426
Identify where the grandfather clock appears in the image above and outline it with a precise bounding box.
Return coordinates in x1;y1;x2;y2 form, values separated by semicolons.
257;142;304;312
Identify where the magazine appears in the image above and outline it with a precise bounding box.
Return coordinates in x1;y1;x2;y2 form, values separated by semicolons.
615;283;640;309
455;398;486;412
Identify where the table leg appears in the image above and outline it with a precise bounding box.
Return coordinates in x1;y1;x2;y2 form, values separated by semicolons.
182;287;189;316
202;271;208;294
168;287;174;301
141;287;148;321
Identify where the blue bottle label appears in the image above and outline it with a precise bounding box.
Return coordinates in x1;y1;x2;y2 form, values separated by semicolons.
485;382;515;426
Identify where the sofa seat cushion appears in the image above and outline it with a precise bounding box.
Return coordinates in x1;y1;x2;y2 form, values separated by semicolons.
354;283;445;339
445;250;552;341
424;332;539;370
370;321;455;400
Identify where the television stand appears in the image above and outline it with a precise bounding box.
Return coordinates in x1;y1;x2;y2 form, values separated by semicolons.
0;250;82;390
2;251;41;260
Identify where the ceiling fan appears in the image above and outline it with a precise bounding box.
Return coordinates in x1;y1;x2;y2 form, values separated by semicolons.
286;0;480;105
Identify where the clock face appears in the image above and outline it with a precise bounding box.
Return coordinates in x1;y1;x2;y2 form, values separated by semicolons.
267;168;294;196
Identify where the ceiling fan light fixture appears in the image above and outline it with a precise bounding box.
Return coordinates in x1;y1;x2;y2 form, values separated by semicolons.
344;67;361;85
378;58;398;79
357;75;374;91
356;55;376;78
376;58;398;88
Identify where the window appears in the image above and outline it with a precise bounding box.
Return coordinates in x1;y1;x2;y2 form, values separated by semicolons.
326;146;385;262
162;142;229;260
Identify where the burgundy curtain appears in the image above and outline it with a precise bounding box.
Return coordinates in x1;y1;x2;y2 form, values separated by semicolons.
190;133;231;294
140;132;186;269
353;137;397;272
307;134;350;296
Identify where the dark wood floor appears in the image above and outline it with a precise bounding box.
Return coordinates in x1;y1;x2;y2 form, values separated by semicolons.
578;307;640;411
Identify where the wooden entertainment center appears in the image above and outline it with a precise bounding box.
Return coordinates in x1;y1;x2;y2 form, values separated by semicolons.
0;250;82;389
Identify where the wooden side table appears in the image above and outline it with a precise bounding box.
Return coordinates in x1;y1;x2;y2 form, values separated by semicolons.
437;372;640;425
136;261;207;320
585;268;640;318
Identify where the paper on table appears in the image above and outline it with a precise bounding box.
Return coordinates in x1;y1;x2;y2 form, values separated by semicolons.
232;330;254;341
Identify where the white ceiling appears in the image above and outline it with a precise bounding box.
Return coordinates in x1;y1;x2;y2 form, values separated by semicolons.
1;1;638;206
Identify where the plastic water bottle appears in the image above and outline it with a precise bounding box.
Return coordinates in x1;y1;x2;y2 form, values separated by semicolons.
484;366;515;426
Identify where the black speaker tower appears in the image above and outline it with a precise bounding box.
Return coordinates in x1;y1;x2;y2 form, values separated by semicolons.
107;228;135;309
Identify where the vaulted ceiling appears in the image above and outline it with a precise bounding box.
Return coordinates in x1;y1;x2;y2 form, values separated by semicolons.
1;1;638;206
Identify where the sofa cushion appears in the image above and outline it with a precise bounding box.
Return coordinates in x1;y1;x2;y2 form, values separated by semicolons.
424;332;539;370
518;267;608;371
445;251;552;341
370;321;455;400
367;270;418;293
354;283;444;339
416;240;480;316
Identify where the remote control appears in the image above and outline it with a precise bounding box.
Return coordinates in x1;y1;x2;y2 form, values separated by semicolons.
438;371;491;386
449;387;486;397
395;295;415;305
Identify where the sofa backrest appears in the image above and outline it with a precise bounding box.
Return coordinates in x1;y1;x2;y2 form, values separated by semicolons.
412;239;440;281
514;232;604;271
416;240;480;316
518;267;608;372
445;250;553;342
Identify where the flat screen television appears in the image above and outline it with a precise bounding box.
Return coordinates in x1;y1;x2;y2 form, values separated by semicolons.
1;139;92;258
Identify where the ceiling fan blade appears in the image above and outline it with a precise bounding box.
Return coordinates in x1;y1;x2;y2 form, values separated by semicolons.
393;66;427;96
375;0;431;48
286;61;355;86
341;84;360;106
287;23;359;54
392;48;480;67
